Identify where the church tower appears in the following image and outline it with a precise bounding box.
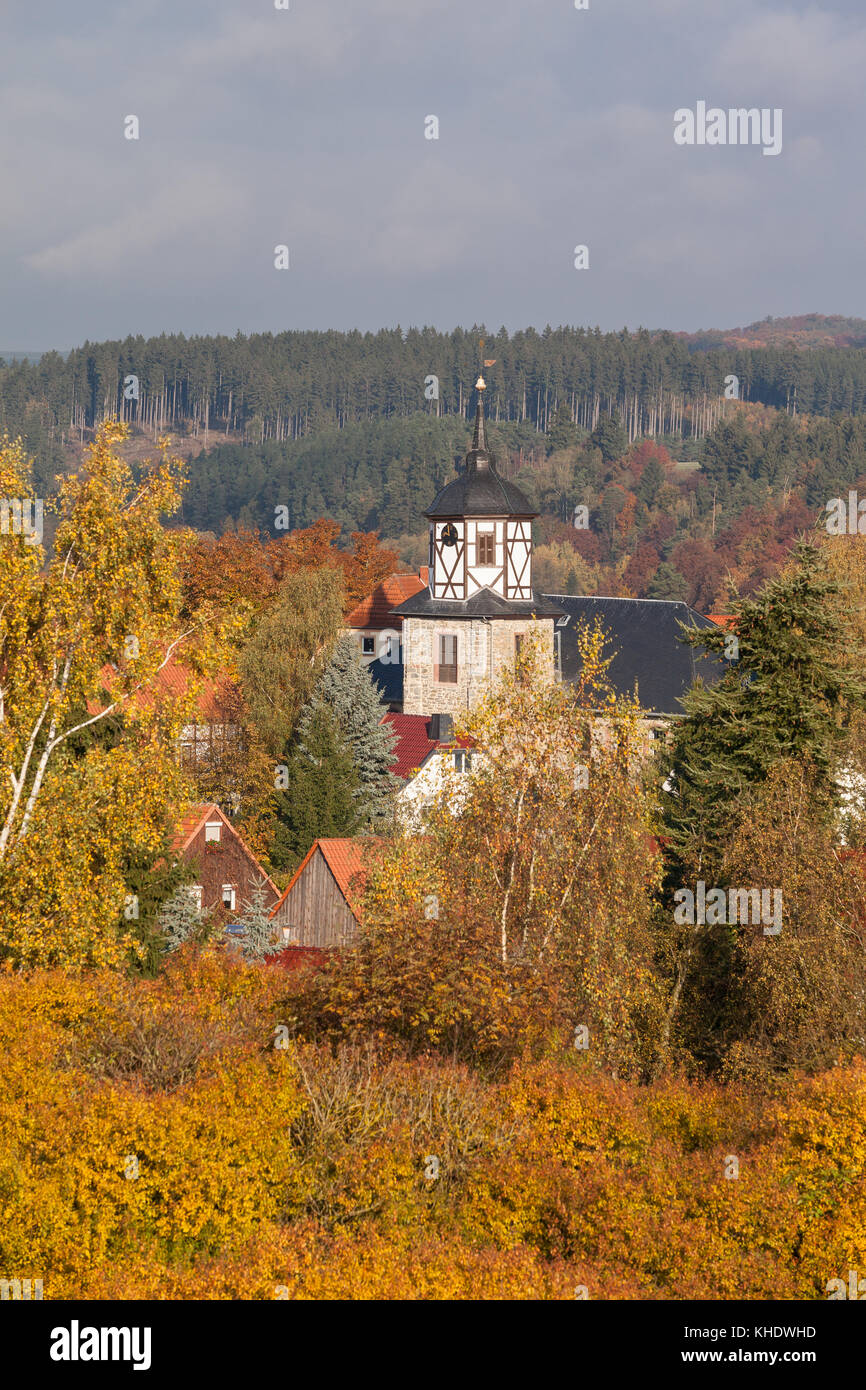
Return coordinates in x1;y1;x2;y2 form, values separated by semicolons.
392;376;562;716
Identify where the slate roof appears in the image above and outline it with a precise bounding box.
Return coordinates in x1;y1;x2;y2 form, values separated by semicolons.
425;390;537;519
367;655;404;706
382;713;474;780
391;586;564;620
545;595;727;716
425;469;537;520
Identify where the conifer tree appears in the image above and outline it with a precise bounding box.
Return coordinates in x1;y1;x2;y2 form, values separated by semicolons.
663;541;866;876
271;705;362;871
301;634;398;824
159;887;212;953
239;878;279;962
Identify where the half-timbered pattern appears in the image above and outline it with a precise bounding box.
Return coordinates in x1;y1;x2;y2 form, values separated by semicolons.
392;375;562;714
432;519;466;598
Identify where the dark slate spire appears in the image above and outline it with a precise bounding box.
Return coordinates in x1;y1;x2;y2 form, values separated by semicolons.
468;375;490;470
424;373;538;519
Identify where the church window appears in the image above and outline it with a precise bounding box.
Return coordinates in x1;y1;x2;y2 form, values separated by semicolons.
437;634;458;684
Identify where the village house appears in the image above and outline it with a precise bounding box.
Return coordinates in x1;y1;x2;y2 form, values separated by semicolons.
382;711;475;822
172;802;279;917
92;656;240;771
343;568;428;710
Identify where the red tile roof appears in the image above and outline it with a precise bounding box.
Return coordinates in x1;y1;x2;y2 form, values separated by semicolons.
706;614;736;628
382;713;473;781
269;837;376;920
345;570;428;629
88;656;237;720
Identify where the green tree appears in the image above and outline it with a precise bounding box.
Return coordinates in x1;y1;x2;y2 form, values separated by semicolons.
239;878;280;961
662;540;866;876
637;453;664;507
646;561;688;601
272;705;362;871
546;402;579;455
302;634;398;825
159;887;213;953
591;412;628;465
238;567;344;758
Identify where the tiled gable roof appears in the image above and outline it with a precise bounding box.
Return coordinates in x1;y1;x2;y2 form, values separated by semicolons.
269;837;375;920
171;802;279;897
345;571;428;629
88;656;237;721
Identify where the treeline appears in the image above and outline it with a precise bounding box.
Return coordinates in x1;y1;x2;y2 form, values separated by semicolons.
6;325;866;482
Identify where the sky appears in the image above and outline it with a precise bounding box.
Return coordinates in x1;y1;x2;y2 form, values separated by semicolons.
2;0;865;349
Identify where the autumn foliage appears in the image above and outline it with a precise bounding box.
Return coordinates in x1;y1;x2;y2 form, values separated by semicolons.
1;956;863;1300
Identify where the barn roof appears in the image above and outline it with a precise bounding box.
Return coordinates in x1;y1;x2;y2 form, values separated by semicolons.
345;570;428;629
269;837;376;920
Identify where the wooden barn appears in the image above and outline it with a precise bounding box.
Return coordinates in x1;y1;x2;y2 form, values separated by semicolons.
269;838;373;948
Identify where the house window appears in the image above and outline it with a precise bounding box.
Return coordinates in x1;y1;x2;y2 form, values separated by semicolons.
477;531;495;565
205;822;222;843
362;635;375;655
189;885;203;914
221;884;236;911
437;634;458;684
453;749;472;773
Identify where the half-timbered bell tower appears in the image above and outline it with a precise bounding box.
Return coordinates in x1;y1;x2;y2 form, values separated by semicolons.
429;375;535;601
391;376;562;715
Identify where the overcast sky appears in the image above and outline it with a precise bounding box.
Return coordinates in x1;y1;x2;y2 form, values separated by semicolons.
2;0;864;349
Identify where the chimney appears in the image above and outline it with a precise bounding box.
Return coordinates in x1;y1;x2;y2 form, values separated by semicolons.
419;565;429;587
428;713;453;742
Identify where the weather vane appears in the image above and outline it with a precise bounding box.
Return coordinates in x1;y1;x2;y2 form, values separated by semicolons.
478;336;496;391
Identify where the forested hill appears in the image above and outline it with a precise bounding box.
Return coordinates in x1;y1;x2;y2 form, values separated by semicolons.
6;323;866;486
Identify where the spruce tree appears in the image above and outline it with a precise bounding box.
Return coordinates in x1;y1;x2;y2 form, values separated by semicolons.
159;887;212;954
663;541;866;875
646;561;688;601
271;704;362;871
239;878;280;962
301;634;398;824
591;412;628;465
